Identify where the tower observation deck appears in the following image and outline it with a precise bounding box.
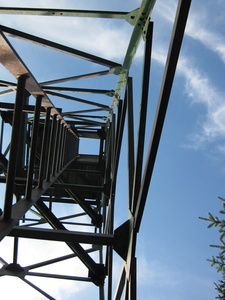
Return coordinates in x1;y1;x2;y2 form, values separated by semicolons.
0;1;191;299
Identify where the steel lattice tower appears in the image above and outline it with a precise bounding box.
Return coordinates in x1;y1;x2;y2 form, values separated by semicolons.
0;1;191;299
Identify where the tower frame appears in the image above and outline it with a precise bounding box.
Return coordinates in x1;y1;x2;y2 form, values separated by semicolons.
0;1;191;299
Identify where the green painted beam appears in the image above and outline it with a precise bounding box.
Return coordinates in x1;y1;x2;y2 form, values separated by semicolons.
110;0;157;117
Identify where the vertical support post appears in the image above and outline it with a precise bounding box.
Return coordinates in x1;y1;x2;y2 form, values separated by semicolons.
13;236;19;264
63;129;68;167
125;282;129;300
59;125;66;170
16;91;29;174
26;122;32;168
55;121;63;173
111;114;116;178
46;114;57;181
114;97;127;188
116;100;122;151
128;257;137;300
25;95;42;199
99;136;104;163
38;107;51;188
0;117;4;153
13;199;20;265
131;21;153;214
126;77;135;210
99;284;105;300
104;124;111;186
107;246;113;300
52;118;60;176
3;74;27;221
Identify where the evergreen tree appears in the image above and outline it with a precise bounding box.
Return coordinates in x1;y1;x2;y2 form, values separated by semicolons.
200;197;225;299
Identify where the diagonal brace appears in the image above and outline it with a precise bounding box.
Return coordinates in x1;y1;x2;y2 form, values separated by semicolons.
35;200;105;285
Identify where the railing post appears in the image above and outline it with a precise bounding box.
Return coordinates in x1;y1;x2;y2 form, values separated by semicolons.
25;95;42;199
46;114;57;181
3;74;27;220
38;107;51;188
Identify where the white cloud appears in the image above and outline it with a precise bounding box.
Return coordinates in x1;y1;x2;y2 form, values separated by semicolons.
0;1;225;298
177;57;225;150
154;0;225;65
151;1;225;152
0;237;89;299
152;50;225;151
153;0;176;23
36;17;131;61
186;11;225;64
0;3;132;61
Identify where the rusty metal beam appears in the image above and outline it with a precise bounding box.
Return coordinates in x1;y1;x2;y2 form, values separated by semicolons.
1;25;121;69
0;28;72;130
8;226;114;245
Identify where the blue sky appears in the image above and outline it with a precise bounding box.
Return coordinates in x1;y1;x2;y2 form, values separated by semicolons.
0;0;225;299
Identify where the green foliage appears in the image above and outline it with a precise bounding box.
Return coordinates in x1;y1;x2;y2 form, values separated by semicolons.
200;197;225;299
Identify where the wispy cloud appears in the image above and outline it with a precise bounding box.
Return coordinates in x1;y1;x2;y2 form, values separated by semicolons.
137;254;217;300
186;10;225;65
138;256;179;288
0;1;132;62
154;0;225;65
177;58;225;150
152;45;225;151
152;0;225;152
0;1;224;299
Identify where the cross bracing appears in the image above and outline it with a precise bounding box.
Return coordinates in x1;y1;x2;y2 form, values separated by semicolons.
0;0;191;299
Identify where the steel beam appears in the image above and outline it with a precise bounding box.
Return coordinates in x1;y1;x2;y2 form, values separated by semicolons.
1;25;120;68
113;266;126;300
38;107;51;188
0;79;17;88
25;96;42;199
8;226;114;245
0;156;77;241
39;69;114;85
55;179;102;227
126;77;135;209
42;86;115;96
111;0;156;113
0;8;129;19
0;102;46;113
46;90;110;110
25;248;96;271
0;119;4;153
46;114;57;181
22;278;55;300
114;97;127;190
134;0;192;232
34;200;105;285
27;272;92;282
0;0;193;298
0;27;74;130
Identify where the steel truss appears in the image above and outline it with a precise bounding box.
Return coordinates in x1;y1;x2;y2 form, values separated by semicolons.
0;0;191;299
